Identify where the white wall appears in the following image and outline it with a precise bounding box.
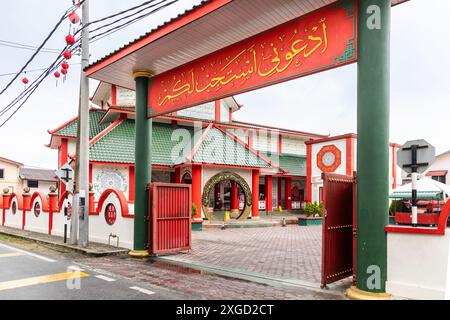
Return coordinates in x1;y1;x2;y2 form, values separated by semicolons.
0;160;21;193
387;231;450;300
282;136;307;156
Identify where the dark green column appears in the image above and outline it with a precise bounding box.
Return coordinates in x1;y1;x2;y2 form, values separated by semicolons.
355;0;391;294
130;71;153;257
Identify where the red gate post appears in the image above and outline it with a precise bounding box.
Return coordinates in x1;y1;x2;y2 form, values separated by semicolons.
22;188;31;230
48;186;58;236
2;188;11;226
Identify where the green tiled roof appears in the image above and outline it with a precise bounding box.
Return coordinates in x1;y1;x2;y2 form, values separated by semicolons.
89;120;273;169
89;120;193;166
260;152;306;176
192;127;272;168
54;109;109;139
278;155;306;176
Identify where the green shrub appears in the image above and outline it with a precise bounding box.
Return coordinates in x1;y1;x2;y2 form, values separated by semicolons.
304;202;315;217
192;203;198;219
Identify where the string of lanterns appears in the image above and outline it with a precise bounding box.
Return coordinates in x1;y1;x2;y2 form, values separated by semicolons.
21;4;81;88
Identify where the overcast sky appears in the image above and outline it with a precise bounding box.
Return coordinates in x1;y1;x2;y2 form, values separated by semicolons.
0;0;448;169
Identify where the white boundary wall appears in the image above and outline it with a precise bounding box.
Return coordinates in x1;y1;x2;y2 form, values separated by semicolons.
387;231;450;300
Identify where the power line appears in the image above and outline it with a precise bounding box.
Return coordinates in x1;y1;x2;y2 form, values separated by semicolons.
90;0;178;43
0;4;79;97
0;0;179;128
0;40;61;53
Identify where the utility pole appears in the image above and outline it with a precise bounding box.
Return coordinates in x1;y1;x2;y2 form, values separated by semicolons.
71;0;90;247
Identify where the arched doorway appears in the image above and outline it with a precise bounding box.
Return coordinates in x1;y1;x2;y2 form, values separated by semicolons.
181;172;192;184
201;172;252;221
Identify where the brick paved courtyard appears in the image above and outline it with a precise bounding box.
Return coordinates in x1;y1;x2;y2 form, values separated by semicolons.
164;225;324;284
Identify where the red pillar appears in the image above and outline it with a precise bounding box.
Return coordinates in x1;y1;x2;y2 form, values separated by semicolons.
265;176;273;212
252;169;260;219
230;181;239;213
306;143;312;202
22;191;31;230
285;177;292;211
48;191;58;235
174;167;181;183
192;165;202;221
58;139;68;199
277;177;282;208
129;166;135;202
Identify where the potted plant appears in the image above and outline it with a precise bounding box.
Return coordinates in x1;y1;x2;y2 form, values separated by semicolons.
298;202;323;226
191;203;203;231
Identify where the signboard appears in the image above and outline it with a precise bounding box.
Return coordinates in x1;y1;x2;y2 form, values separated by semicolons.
397;140;436;174
149;1;357;117
56;163;74;186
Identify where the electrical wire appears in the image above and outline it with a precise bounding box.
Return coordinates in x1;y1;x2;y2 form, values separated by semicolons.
0;4;79;97
0;40;61;53
89;0;178;43
0;0;179;128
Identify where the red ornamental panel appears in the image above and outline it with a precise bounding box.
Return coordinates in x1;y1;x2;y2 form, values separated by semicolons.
317;144;342;173
105;203;117;225
321;173;356;288
148;183;192;255
149;1;357;116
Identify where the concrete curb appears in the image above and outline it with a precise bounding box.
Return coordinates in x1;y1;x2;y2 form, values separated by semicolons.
0;228;129;257
156;256;347;299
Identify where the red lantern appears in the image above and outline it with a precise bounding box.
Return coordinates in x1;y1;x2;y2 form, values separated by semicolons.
63;51;72;60
61;68;68;75
68;11;80;24
22;77;29;84
61;62;69;70
65;34;75;46
54;71;61;78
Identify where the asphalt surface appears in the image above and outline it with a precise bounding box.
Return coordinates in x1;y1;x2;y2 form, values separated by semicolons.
0;237;188;300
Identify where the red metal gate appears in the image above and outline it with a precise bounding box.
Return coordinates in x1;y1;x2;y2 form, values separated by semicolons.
148;183;192;255
321;173;356;288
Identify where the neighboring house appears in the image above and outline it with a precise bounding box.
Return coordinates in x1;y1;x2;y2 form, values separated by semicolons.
0;156;57;194
19;167;58;194
424;151;450;186
0;157;24;193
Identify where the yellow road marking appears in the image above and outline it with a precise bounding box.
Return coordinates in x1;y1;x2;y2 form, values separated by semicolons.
0;272;90;291
0;253;25;258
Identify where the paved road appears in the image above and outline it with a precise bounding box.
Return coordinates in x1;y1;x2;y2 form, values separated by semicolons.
0;234;344;300
0;240;187;300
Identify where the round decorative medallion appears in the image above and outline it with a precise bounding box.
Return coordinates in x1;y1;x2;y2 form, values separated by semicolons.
317;145;341;173
34;202;41;218
105;203;117;226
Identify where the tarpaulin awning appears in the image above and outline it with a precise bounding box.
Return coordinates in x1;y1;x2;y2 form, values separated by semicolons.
390;177;450;200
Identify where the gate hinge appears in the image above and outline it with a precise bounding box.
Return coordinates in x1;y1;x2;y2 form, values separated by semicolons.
144;215;149;221
323;209;328;218
353;228;357;237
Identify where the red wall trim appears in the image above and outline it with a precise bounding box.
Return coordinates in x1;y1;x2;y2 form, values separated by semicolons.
89;164;93;185
306;143;312;202
346;137;355;176
111;85;117;105
129;166;135;203
215;100;221;122
305;133;357;145
278;134;283;155
192;164;202;220
392;145;397;189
